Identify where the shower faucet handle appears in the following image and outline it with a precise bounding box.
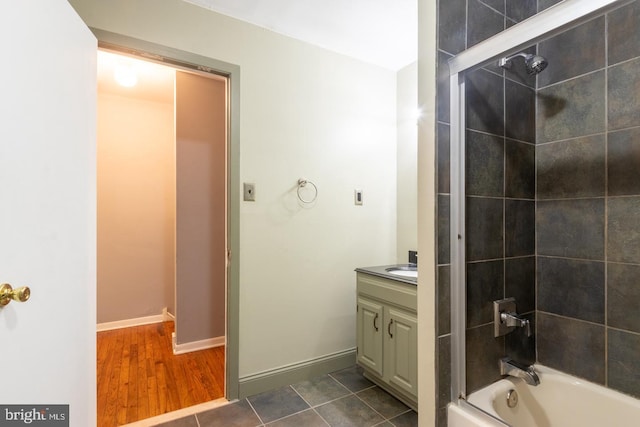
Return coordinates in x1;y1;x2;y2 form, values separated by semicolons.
500;312;531;337
494;298;531;337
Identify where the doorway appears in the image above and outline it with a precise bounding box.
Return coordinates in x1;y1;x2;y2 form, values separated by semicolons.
94;31;239;424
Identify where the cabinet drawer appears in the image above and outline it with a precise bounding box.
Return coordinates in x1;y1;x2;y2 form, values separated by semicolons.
356;273;417;312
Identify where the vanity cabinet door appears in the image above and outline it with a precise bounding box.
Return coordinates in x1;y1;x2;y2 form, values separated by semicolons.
385;307;418;398
357;296;384;377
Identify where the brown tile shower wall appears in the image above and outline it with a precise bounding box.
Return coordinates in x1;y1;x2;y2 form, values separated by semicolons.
435;1;539;424
535;1;640;399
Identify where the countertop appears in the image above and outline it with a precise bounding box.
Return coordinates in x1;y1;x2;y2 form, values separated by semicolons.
355;264;417;285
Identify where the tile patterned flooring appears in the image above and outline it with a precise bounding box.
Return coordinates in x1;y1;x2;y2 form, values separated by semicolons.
154;366;418;427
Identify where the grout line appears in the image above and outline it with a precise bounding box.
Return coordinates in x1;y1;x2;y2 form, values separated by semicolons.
312;407;332;427
465;127;504;141
606;325;640;337
504;136;536;146
388;409;416;426
536;255;605;264
535;131;607;147
604;259;640;267
327;374;360;396
537;310;605;328
263;407;314;426
245;397;265;426
465;195;510;201
309;393;356;409
607;122;640;134
607;54;640;69
536;195;607;202
352;388;395;424
537;67;605;91
289;383;314;408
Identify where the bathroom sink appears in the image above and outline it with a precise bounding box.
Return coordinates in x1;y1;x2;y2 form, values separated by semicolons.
385;266;418;278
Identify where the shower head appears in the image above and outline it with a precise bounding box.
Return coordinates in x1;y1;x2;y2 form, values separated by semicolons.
499;53;548;75
525;54;548;75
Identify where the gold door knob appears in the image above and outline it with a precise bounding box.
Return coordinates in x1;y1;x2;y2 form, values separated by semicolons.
0;283;31;306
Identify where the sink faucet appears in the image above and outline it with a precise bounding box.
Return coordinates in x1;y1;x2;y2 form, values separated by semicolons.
500;357;540;386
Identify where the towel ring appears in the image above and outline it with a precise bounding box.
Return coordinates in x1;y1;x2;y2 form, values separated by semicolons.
297;178;318;204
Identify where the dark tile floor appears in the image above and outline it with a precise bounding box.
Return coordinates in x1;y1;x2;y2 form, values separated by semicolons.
154;365;418;427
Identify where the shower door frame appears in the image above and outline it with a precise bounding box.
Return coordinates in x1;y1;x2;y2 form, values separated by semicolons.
447;0;633;417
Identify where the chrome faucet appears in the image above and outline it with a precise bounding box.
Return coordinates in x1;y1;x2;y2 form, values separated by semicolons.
500;311;531;337
494;298;532;337
500;357;540;386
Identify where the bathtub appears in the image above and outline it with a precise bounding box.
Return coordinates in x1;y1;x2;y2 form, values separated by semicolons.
448;365;640;427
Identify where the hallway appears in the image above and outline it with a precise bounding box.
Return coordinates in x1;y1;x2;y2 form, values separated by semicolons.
97;322;225;426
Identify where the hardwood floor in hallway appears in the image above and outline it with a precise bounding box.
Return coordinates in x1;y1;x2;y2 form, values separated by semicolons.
97;321;225;427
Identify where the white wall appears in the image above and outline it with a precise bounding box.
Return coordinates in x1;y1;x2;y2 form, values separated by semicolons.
397;62;419;263
97;92;175;323
71;0;398;378
418;0;438;423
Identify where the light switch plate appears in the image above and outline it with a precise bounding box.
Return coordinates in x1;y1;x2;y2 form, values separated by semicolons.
244;183;256;201
354;189;363;205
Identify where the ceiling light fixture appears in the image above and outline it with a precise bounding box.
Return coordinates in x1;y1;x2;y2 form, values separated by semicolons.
114;62;137;87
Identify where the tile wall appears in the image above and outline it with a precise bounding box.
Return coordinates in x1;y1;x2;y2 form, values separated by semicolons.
437;2;640;425
535;0;640;398
436;1;540;425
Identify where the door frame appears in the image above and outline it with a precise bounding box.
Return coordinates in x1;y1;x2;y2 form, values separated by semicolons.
93;28;241;401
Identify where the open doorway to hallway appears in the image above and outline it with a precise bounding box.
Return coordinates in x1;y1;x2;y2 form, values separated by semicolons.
95;50;229;426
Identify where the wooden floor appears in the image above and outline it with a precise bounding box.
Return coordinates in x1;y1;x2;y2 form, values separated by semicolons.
97;321;225;427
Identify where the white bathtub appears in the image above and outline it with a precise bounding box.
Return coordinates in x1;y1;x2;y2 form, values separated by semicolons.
448;365;640;427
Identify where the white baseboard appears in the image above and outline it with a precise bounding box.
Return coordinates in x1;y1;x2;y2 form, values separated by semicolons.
97;307;175;332
173;335;226;355
97;314;164;332
163;307;176;321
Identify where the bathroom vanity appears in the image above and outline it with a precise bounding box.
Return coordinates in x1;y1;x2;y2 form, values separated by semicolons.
355;265;417;410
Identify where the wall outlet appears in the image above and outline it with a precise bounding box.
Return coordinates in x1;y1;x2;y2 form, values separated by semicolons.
354;189;363;205
243;183;256;201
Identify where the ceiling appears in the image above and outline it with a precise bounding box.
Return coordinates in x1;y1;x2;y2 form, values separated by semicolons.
97;1;417;98
183;0;417;70
97;51;175;104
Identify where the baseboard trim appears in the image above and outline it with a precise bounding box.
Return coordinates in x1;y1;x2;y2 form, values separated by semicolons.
162;307;176;322
173;335;226;355
119;398;229;427
97;314;165;332
238;348;356;398
97;307;175;332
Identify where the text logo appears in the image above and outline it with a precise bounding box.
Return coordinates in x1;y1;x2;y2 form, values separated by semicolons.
0;406;68;426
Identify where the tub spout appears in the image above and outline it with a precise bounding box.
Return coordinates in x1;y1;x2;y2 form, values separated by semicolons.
500;357;540;386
